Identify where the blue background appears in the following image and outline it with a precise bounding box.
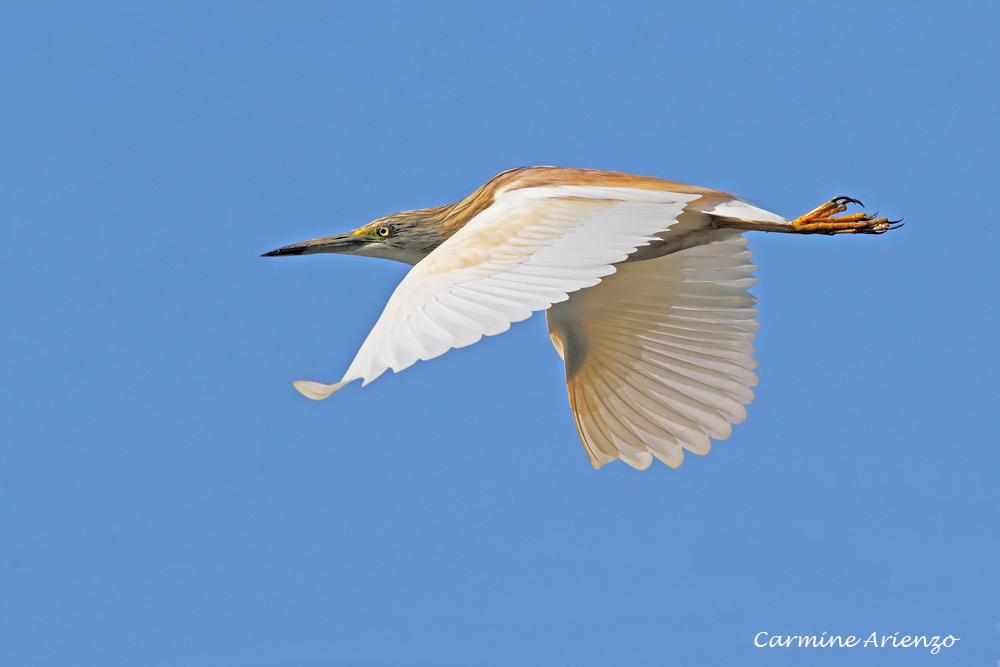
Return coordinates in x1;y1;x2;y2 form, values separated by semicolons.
3;2;998;665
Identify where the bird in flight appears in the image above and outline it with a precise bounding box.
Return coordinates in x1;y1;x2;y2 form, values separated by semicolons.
264;167;899;469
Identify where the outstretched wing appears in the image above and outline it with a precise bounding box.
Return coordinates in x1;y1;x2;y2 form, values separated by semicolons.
546;231;760;470
293;184;702;399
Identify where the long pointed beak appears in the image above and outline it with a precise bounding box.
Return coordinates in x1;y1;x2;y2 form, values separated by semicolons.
261;232;366;257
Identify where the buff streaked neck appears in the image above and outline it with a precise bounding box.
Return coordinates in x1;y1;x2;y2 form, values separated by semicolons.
350;205;462;265
349;175;505;264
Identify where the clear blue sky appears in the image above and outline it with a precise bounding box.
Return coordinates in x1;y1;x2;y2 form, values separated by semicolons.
3;2;998;665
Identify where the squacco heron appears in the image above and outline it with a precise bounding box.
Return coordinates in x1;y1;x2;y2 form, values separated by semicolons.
264;167;899;469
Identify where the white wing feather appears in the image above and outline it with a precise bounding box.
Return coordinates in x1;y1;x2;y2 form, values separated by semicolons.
547;231;760;469
294;185;702;398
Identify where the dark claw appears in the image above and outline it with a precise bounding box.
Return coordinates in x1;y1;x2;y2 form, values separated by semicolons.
832;195;864;207
867;218;904;234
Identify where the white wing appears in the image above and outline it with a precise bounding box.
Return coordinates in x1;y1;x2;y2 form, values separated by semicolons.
293;185;702;399
546;231;759;469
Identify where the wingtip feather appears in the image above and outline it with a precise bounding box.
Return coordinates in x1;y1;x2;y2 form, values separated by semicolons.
293;380;348;400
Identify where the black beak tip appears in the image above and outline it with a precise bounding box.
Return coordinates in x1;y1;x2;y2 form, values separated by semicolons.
261;245;305;258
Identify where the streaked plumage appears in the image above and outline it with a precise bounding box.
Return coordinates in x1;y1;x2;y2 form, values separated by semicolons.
263;167;898;469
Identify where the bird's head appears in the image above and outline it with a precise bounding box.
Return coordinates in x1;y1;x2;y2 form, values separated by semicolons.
262;205;461;266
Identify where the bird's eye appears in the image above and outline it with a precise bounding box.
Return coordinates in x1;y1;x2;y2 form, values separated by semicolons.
376;225;392;238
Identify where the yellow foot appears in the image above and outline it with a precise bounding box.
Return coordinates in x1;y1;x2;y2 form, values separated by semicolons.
791;196;902;235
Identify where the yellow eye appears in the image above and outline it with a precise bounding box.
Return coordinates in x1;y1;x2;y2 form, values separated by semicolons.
376;225;391;238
